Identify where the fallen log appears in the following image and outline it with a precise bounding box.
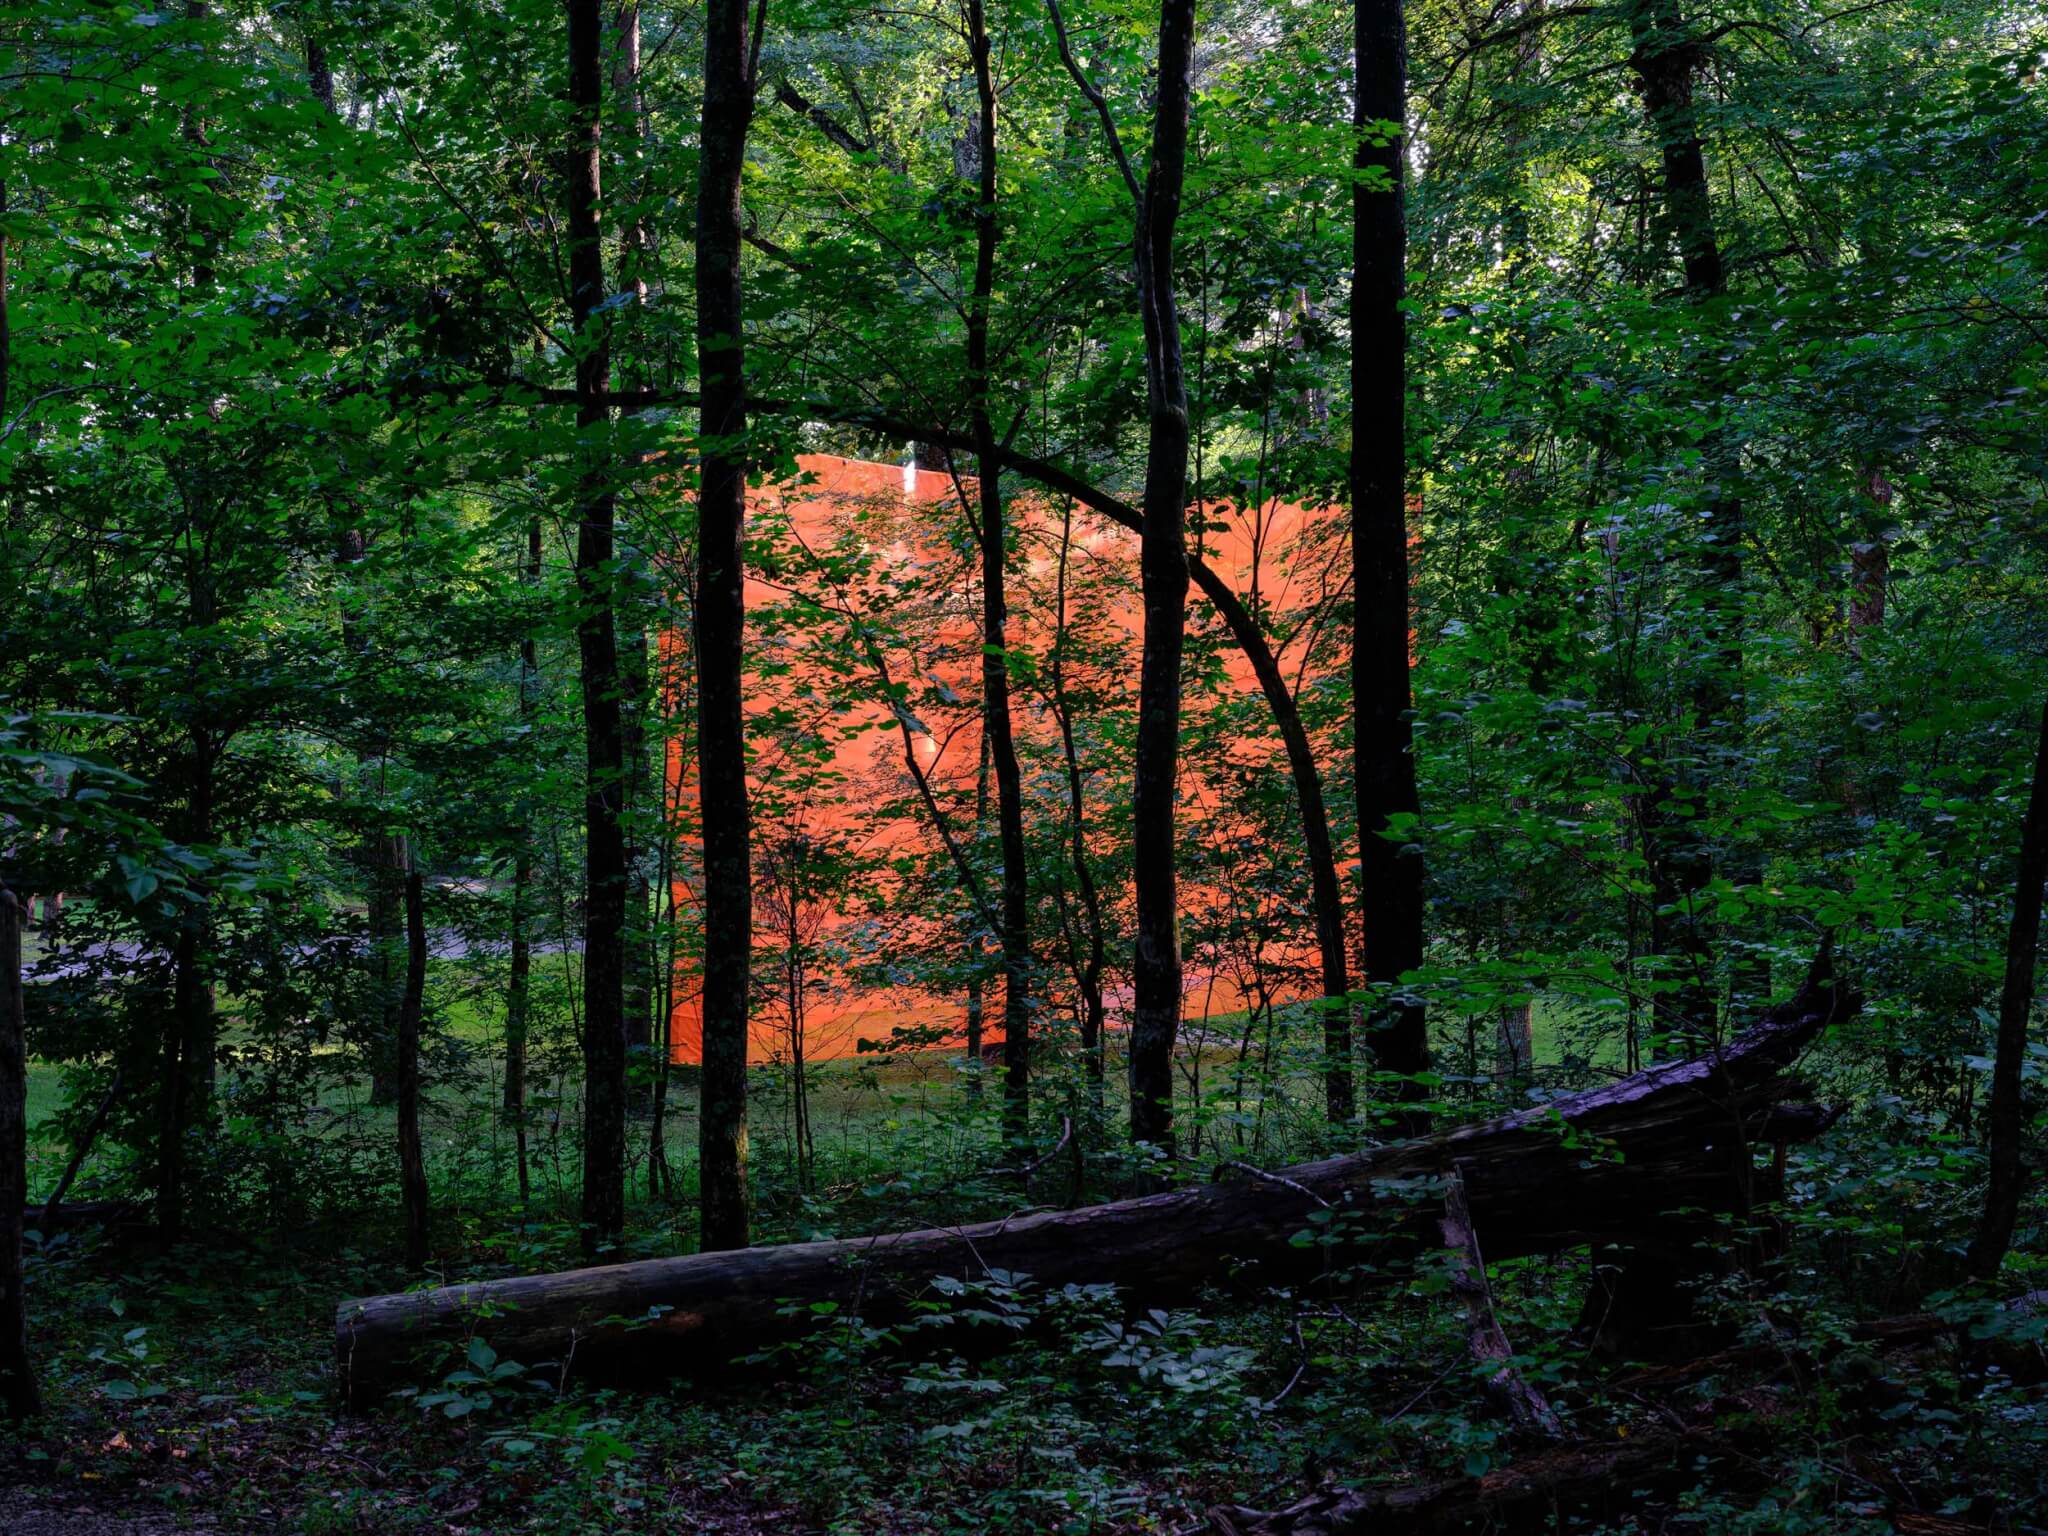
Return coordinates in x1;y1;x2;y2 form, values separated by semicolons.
1438;1164;1561;1438
20;1198;146;1233
335;958;1852;1405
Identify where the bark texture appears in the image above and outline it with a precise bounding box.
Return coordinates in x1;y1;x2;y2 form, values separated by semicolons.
1627;0;1741;1049
336;960;1849;1402
694;0;758;1252
612;0;656;1065
567;0;629;1255
504;515;541;1132
1352;0;1429;1095
964;0;1032;1139
397;870;430;1268
0;890;38;1418
1050;501;1108;1099
1439;1165;1561;1437
1127;0;1199;1149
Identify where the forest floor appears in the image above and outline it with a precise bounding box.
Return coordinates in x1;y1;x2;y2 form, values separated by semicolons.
4;1210;1335;1535
21;969;2035;1533
12;1196;2045;1536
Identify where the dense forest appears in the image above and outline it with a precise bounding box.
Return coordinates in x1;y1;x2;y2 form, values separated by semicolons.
3;0;2047;1529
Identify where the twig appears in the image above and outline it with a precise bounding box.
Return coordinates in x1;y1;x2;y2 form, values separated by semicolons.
1263;1315;1310;1409
42;1067;124;1229
1211;1159;1331;1209
993;1115;1073;1179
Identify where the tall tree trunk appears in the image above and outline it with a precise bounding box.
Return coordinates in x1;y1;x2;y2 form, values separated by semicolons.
622;629;654;1071
1125;0;1199;1150
1628;0;1736;1049
694;0;758;1252
158;726;215;1239
501;877;530;1200
1967;695;2048;1281
567;0;629;1256
0;888;38;1419
964;0;1031;1140
304;31;337;115
648;740;681;1200
612;0;656;1070
504;515;541;1210
160;22;223;1230
365;824;409;1106
1185;554;1354;1122
1;177;11;429
965;733;989;1101
1353;0;1428;1098
1050;499;1108;1105
397;869;430;1268
331;527;410;1113
1848;467;1890;646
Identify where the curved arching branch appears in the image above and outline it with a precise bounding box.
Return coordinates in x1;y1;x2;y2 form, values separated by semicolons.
460;377;1355;1029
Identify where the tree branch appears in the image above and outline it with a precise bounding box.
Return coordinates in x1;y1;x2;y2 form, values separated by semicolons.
774;78;896;167
1043;0;1140;203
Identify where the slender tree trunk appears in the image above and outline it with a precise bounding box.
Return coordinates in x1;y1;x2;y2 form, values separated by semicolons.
0;889;38;1419
965;734;989;1101
1050;500;1107;1105
648;707;683;1201
1494;1000;1534;1089
304;31;337;115
786;894;813;1190
567;0;629;1256
397;869;430;1268
365;826;409;1105
694;0;758;1252
505;523;539;1132
1968;696;2048;1280
503;913;530;1208
1353;0;1428;1098
1185;553;1353;1121
964;0;1031;1139
1;178;11;429
612;0;655;1071
1628;0;1736;1049
159;726;215;1239
622;633;654;1070
1126;0;1199;1150
611;2;653;308
1848;467;1890;647
330;515;411;1110
159;56;224;1229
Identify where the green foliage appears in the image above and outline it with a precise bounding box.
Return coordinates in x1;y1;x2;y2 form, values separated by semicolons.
4;0;2047;1527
